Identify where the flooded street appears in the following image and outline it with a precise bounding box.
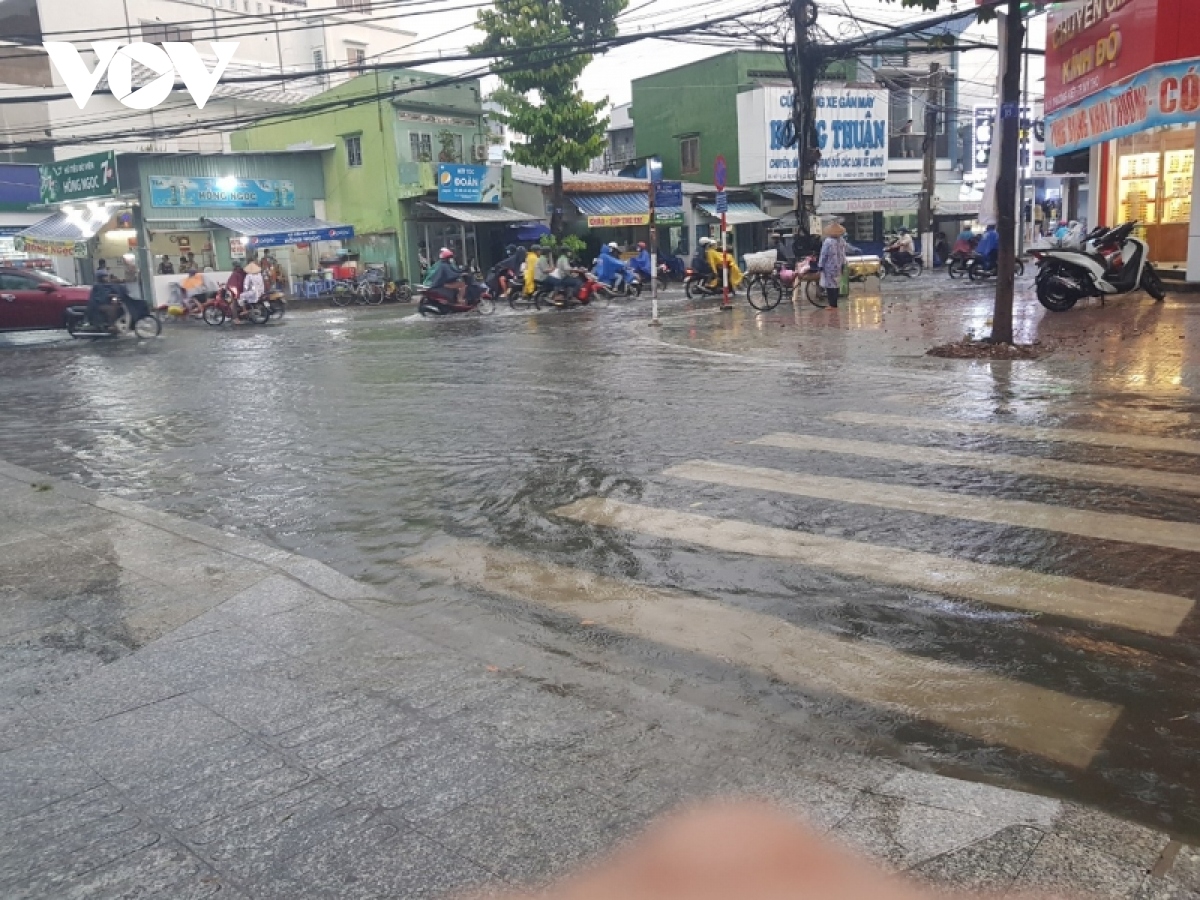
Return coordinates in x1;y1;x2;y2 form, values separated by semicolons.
3;286;1200;841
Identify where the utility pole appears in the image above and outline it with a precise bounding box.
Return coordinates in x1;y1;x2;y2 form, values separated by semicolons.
919;62;941;270
992;0;1025;345
787;0;816;247
790;0;818;302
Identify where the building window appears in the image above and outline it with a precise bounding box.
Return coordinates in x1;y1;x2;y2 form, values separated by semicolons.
140;20;193;42
345;135;363;168
437;130;463;163
680;136;700;175
410;132;433;163
347;47;366;70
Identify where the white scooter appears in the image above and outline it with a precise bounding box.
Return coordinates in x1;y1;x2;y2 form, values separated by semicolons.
1031;222;1166;312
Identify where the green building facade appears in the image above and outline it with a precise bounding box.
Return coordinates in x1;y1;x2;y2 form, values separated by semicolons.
233;71;491;280
631;52;858;186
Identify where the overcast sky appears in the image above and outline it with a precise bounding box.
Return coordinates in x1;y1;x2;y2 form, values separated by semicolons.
409;0;1042;109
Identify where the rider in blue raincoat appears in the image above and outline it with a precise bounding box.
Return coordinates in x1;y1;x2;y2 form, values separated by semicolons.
629;242;653;280
593;243;626;286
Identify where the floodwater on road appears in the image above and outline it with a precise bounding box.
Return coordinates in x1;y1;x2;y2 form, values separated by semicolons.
3;288;1200;838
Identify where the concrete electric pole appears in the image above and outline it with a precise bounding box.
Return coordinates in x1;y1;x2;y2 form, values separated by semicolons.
992;0;1025;345
919;62;941;270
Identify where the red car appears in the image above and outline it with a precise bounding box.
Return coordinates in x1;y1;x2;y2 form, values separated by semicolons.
0;267;92;332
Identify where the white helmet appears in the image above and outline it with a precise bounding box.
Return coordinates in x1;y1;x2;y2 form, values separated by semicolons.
607;242;619;250
699;237;713;246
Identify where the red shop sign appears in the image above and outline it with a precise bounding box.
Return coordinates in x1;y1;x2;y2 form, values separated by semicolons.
1045;0;1200;115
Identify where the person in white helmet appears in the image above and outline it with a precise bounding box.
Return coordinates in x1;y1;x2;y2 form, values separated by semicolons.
691;237;715;283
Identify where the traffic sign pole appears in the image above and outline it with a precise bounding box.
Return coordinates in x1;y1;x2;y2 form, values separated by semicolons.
714;156;733;311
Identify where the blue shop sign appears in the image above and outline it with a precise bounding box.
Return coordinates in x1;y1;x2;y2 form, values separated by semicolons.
656;181;683;208
437;164;501;205
248;226;355;248
149;176;296;209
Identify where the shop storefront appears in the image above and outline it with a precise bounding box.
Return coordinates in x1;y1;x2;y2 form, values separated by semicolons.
1044;0;1200;277
402;163;539;277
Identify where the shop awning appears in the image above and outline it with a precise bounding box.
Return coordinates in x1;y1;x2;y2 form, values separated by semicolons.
422;204;541;224
571;193;648;217
17;212;88;242
696;202;778;225
816;185;920;214
204;216;354;248
764;186;797;201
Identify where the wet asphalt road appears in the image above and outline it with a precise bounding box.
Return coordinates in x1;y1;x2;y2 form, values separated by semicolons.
2;286;1200;839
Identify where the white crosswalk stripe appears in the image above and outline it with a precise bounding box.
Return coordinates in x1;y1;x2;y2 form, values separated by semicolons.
552;497;1192;636
828;411;1200;457
664;460;1200;555
750;433;1200;496
407;539;1122;768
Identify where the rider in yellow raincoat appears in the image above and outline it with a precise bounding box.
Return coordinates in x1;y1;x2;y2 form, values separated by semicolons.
705;242;743;290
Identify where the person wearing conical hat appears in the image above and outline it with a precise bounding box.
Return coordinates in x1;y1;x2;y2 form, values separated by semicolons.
818;220;848;309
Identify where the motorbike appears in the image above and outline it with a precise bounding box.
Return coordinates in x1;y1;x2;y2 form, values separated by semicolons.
947;250;976;279
65;291;161;339
967;255;1026;281
202;286;271;325
1031;221;1166;312
261;288;287;321
533;271;611;309
880;249;924;278
683;268;724;299
416;280;495;317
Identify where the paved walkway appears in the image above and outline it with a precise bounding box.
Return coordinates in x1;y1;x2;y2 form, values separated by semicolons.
2;458;1198;899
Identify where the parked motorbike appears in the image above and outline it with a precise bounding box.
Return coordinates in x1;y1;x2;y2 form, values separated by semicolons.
1031;221;1166;312
880;251;924;278
65;291;161;339
416;281;495;317
967;255;1026;281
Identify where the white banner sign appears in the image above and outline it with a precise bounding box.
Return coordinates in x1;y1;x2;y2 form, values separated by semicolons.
738;85;889;184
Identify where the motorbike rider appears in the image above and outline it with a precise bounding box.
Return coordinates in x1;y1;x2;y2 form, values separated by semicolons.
86;274;126;332
488;245;523;298
427;247;469;304
952;227;976;257
237;261;266;324
885;228;916;267
629;242;653;282
549;248;583;306
976;223;999;271
691;237;715;284
593;242;626;288
705;238;743;290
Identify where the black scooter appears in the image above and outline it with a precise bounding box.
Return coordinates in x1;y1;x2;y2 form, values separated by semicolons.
967;255;1026;281
65;287;161;339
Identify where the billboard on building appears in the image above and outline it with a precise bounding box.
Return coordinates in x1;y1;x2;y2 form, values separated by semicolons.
1043;0;1200;153
738;85;888;184
149;177;295;209
437;164;501;205
1045;0;1162;115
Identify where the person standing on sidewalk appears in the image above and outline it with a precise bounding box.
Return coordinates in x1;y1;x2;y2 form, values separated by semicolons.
818;221;848;308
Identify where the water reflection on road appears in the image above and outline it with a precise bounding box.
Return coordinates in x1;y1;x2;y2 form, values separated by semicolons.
2;287;1199;837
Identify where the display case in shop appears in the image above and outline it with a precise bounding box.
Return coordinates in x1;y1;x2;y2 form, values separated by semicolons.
1162;149;1193;225
1114;127;1195;263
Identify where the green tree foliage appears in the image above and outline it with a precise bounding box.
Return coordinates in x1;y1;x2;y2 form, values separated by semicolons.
472;0;628;234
